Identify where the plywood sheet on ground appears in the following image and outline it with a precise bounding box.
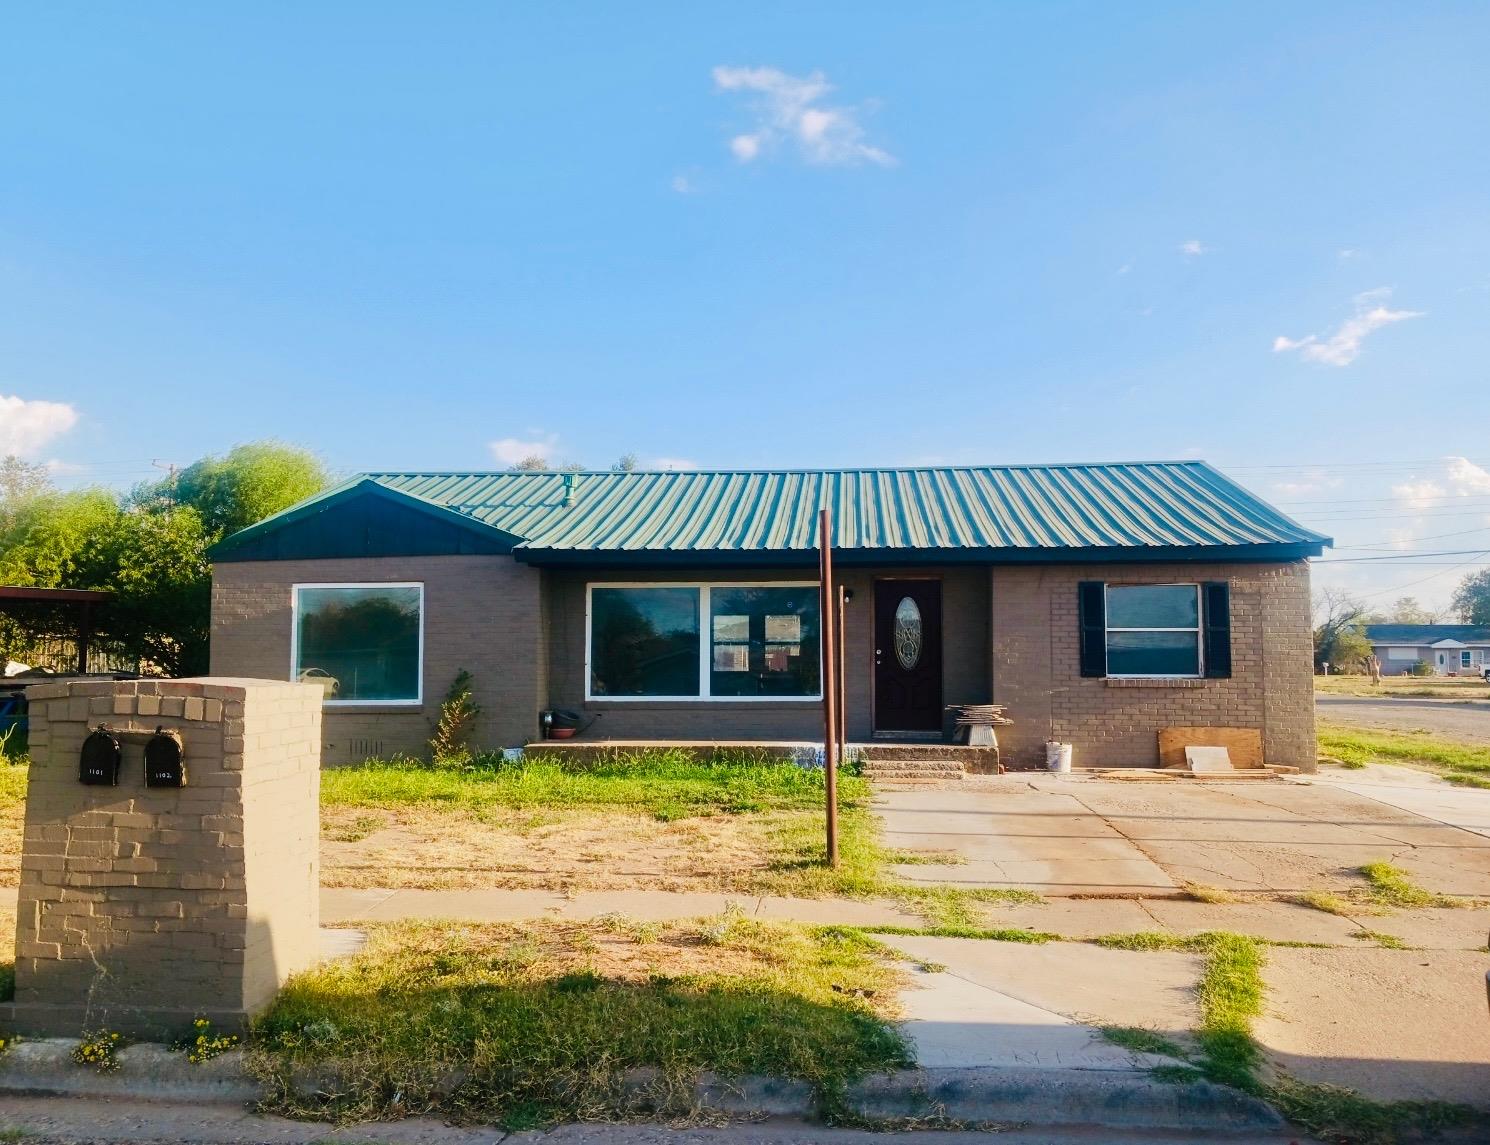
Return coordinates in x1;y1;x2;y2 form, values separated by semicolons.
1158;726;1263;769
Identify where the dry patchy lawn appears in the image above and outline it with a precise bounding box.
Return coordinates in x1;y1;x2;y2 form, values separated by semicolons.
320;802;797;892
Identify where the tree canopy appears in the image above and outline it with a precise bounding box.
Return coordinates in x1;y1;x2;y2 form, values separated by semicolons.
0;441;329;675
1312;588;1373;671
1451;569;1490;626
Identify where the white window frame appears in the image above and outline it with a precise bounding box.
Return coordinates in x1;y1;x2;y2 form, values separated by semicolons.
1104;583;1204;679
1385;646;1419;661
1463;650;1475;669
290;582;425;707
584;581;822;702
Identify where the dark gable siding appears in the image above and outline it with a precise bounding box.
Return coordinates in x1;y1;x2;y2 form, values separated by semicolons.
214;493;513;561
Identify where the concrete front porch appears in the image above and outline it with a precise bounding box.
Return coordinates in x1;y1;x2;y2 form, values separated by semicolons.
521;738;1003;776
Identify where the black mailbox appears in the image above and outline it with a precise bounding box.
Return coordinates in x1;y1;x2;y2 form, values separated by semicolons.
144;727;186;788
79;727;122;786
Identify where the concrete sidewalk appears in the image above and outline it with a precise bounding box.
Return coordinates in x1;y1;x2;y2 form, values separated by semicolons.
314;886;1490;949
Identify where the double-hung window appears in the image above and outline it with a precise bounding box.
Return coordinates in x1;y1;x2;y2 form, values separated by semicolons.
1104;584;1203;677
1079;580;1229;679
292;583;424;704
587;583;820;700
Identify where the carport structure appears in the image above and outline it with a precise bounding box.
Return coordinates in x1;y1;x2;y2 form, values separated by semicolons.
0;585;113;675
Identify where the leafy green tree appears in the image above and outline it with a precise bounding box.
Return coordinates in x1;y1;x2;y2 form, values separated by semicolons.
1313;588;1372;671
2;440;324;674
94;507;213;676
0;455;52;524
137;441;329;539
1386;596;1440;624
1451;569;1490;626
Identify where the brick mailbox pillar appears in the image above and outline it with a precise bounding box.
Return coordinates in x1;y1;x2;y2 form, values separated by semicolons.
1;678;321;1038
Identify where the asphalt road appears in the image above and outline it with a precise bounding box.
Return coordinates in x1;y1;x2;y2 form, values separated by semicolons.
1317;695;1490;742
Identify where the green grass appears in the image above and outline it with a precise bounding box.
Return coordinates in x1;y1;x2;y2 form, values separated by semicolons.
823;922;1059;944
1315;675;1490;699
1348;929;1410;950
322;751;866;821
738;795;1041;922
1099;1025;1190;1060
1291;889;1372;918
1121;929;1489;1144
1357;861;1469;910
1317;725;1490;788
0;763;25;813
251;915;910;1126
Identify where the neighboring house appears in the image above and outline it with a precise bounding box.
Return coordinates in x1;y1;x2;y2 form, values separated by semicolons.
208;462;1329;768
1363;624;1490;676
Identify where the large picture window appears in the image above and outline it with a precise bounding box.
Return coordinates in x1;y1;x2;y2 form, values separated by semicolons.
293;583;423;704
1105;584;1202;678
587;583;820;700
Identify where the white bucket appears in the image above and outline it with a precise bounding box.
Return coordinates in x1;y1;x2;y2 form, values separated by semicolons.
1045;741;1073;772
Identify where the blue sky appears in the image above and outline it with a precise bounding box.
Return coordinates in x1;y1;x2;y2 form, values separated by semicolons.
2;3;1488;609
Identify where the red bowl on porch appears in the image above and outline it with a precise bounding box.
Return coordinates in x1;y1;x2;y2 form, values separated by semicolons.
547;727;577;739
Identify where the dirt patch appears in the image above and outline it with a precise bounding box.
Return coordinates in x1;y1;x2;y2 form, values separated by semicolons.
320;804;788;892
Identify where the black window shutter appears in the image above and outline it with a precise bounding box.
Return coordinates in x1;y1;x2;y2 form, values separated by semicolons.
1203;581;1232;678
1077;581;1106;677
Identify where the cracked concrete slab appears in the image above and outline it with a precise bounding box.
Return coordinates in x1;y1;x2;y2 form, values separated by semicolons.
877;775;1490;899
1256;947;1490;1105
882;935;1199;1068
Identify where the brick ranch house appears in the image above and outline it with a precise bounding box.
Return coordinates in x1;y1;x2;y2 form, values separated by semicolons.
208;462;1330;769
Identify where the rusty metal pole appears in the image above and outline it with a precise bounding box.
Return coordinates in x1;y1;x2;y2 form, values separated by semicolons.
818;508;839;867
837;585;848;749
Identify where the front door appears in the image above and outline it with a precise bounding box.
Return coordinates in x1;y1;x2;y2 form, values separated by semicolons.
873;579;943;733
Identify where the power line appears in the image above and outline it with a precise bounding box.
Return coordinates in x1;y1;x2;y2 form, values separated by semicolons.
1314;549;1490;564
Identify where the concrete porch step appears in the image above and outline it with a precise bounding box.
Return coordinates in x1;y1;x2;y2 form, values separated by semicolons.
861;761;965;774
862;759;967;783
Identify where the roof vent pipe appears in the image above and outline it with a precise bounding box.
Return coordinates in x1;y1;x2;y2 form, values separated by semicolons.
562;472;578;507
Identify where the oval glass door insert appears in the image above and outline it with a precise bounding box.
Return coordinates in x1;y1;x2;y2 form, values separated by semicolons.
893;596;923;670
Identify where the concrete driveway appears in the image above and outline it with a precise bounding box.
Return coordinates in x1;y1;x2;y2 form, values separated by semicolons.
877;772;1490;897
1317;694;1490;742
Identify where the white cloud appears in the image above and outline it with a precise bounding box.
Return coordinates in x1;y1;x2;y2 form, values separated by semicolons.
1392;478;1446;510
1272;288;1423;367
1270;471;1344;498
489;431;560;467
0;394;78;456
1179;240;1209;256
1338;247;1361;260
729;134;762;161
1444;456;1490;496
712;66;894;167
645;456;699;471
671;174;698;194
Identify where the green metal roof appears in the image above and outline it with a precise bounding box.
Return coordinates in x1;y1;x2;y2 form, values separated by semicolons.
214;462;1330;565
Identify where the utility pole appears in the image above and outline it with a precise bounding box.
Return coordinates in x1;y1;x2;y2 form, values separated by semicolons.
818;508;839;867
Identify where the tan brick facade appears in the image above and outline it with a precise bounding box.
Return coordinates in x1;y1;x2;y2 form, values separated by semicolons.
208;554;1314;768
543;565;991;743
989;561;1316;769
2;678;321;1037
211;556;544;763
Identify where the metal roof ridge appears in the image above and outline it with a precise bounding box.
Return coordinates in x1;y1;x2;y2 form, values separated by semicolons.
359;460;1215;478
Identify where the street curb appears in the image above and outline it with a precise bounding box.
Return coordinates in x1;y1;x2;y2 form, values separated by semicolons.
0;1039;260;1103
0;1043;1284;1134
849;1066;1285;1131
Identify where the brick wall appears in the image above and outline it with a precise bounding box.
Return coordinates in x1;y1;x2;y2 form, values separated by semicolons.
211;555;545;762
990;561;1316;769
543;565;991;742
2;678;321;1037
